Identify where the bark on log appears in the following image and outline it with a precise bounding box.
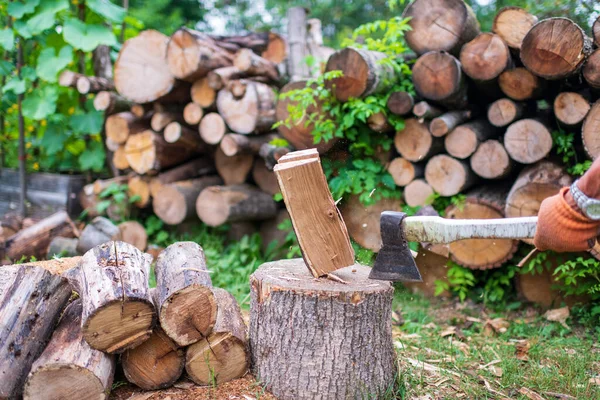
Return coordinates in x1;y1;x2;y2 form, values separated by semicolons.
325;47;396;101
77;75;114;94
387;91;419;116
0;265;72;399
504;119;553;164
23;300;116;400
217;81;276;135
425;154;477;196
115;30;174;103
199;112;227;145
252;159;280;195
403;0;480;56
76;217;120;254
73;241;155;353
487;98;526;127
93;45;113;80
211;31;271;54
492;7;538;51
259;143;291;169
249;259;396;400
233;48;280;81
47;237;79;258
444;120;497;159
367;112;393;133
163;122;206;150
287;7;310;81
94;91;132;114
215;147;254;185
412;51;468;109
394;118;443;162
106;112;148;145
191;77;217;108
553;92;590;128
582;100;600;160
1;211;78;261
186;288;248;385
460;33;512;83
470;140;513;179
387;157;424;187
583;49;600;89
183;102;203;125
430;110;472;137
221;133;279;157
521;18;593;80
196;184;277;227
148;158;216;197
153;176;222;225
445;186;518;269
403;179;435;208
498;67;545;101
155;242;215;346
118;221;148;251
412;101;444;119
594;16;600;47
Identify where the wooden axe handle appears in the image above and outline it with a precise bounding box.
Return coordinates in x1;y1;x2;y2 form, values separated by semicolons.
403;216;538;243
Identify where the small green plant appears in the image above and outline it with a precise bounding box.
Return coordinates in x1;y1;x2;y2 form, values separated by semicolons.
551;130;593;176
15;255;37;264
95;183;139;222
435;261;476;301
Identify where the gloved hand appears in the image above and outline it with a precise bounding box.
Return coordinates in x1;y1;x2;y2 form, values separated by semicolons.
534;187;600;253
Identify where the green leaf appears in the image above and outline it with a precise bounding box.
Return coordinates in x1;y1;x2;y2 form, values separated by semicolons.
7;0;40;18
86;0;126;23
0;60;13;76
63;18;117;51
36;45;73;82
13;20;33;39
69;110;104;135
66;139;86;156
21;66;37;81
41;121;69;155
22;85;59;120
3;77;26;95
25;0;69;36
78;140;106;172
0;29;14;51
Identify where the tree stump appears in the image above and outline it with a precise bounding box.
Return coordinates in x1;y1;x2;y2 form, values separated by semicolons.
250;259;396;400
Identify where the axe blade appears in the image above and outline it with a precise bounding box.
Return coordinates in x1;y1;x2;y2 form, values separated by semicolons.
369;211;423;282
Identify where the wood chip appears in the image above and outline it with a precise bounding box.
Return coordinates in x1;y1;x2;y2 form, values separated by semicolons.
515;339;531;361
483;318;510;336
519;387;546;400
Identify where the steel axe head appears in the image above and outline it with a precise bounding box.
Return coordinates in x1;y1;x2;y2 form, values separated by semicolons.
369;211;423;282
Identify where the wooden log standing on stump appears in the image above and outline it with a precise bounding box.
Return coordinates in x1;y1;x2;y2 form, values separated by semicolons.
520;18;593;80
387;91;418;116
582;101;600;160
325;47;396;101
0;265;72;399
504;119;553;164
492;7;538;51
74;241;156;353
403;0;480;56
498;67;545;101
394;118;443;162
404;179;434;207
186;288;248;385
430;110;472;137
412;51;468;109
250;259;396;400
23;300;116;400
215;147;254;185
487;98;526;127
460;33;512;84
217;81;276;134
155;242;215;346
425;154;477;196
470;140;513;179
76;216;120;254
553;92;590;128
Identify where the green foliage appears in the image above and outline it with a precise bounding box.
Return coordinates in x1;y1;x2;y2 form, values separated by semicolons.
435;261;476;301
551;130;592;176
95;183;138;221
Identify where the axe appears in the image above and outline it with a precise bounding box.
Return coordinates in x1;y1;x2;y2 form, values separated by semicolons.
370;212;538;282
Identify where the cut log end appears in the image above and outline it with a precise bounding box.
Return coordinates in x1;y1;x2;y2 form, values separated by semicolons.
325;48;371;101
504;119;553;164
186;332;247;385
492;7;538;50
460;33;511;82
387;91;416;116
582;101;600;160
199;112;227;144
583;49;600;89
387;157;420;187
215;147;254;185
183;102;204;125
217;81;276;135
404;179;434;207
24;365;109;400
425;155;476;196
394;118;437;162
470;140;512;179
487;98;523;127
499;67;544;101
412;51;466;107
553;92;590;126
191;77;217;108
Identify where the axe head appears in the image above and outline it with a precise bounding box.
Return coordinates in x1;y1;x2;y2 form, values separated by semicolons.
369;211;423;282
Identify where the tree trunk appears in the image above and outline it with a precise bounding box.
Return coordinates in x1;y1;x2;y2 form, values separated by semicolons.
249;259;396;400
498;67;545;101
412;101;444;119
1;211;78;261
492;7;538;51
155;242;215;346
153;176;222;225
47;236;79;258
23;300;116;400
387;91;419;116
430;110;472;137
114;30;174;103
583;49;600;90
367;112;393;133
287;7;310;81
445;185;518;269
403;247;450;298
460;33;512;84
106;112;148;145
487;98;526;127
582;100;600;160
186;288;248;385
207;66;245;90
163;122;205;150
183;102;203;125
234;48;279;81
94;91;132;114
196;184;277;227
553;92;590;128
118;221;148;251
252;159;280;195
0;265;72;399
387;157;424;187
72;241;155;353
191;77;217;108
217;81;276;134
425;154;477;196
403;179;435;208
215;147;254;185
199;112;227;144
444;120;497;159
221;133;279;157
394;118;443;162
521;18;592;80
149;158;215;196
325;47;396;101
504;119;553;164
76;75;114;94
412;51;468;109
470;139;513;179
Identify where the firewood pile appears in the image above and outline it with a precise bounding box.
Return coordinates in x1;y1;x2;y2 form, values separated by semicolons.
0;241;248;399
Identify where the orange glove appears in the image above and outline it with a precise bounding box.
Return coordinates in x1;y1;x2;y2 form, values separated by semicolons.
534;188;600;253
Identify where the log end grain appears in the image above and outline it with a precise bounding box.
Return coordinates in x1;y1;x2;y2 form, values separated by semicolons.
183;102;204;125
460;33;511;81
443;124;479;159
394;118;433;162
412;51;463;101
215;147;254;185
325;47;370;101
504;119;553;164
487;98;521;127
127;176;151;208
386;91;415;116
387;157;418;187
492;7;538;50
166;28;204;80
583;49;600;89
191;77;217;108
470;140;512;179
404;179;434;208
118;221;148;251
553;92;590;126
199;112;227;145
498;67;543;101
425;154;475;196
124;130;158;175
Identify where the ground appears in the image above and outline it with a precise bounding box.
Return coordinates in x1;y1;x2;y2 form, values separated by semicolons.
109;287;600;400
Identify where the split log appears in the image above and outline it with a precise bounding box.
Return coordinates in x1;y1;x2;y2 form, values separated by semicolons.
183;102;204;125
196;184;278;227
163;122;206;150
403;247;450;298
470;140;513;179
94;91;132;114
118;221;148;251
444;120;497;159
0;265;72;399
125;130;204;175
425;154;477;196
217;81;276;134
367;112;393;133
127;175;151;208
191;77;217;108
504;119;553;164
521;18;593;80
487;98;526;127
325;47;395;101
1;211;78;261
259;210;293;256
148;158;216;197
155;242;216;346
47;237;79;258
263;32;287;64
153;176;222;225
403;0;479;56
252;160;280;195
114;30;175;103
74;241;155;353
412;51;468;109
23;300;116;400
387;91;418;116
498;67;545;101
553;92;590;128
207;66;245;90
583;49;600;89
106;112;148;145
186;288;248;385
582;101;600;160
387;157;423;187
492;7;538;51
404;179;434;208
215;147;254;185
394;118;443;162
76;216;120;254
199;112;227;144
412;101;443;119
445;186;518;269
430;110;472;137
77;75;114;94
221;133;278;157
234;48;279;81
250;259;396;400
340;195;403;252
460;33;512;84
